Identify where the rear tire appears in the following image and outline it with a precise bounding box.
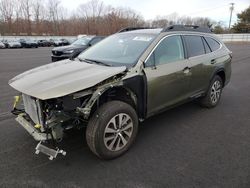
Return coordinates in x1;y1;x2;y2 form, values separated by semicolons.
86;101;138;159
200;75;223;108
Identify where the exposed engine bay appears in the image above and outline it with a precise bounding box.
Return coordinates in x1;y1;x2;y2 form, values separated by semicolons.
11;72;135;160
12;93;89;160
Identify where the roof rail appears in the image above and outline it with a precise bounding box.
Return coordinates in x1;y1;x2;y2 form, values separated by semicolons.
162;25;212;33
117;27;154;33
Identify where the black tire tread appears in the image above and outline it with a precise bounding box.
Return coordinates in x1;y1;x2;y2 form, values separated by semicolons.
200;75;223;108
86;100;138;159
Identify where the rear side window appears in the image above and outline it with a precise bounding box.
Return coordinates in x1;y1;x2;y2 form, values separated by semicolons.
205;37;221;51
184;36;205;57
202;37;211;53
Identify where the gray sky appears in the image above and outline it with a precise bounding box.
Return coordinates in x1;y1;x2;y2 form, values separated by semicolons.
61;0;250;26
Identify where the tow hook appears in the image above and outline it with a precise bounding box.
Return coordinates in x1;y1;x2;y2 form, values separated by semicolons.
35;141;66;160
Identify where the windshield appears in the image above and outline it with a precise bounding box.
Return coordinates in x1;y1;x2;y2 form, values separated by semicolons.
72;36;94;46
78;33;156;67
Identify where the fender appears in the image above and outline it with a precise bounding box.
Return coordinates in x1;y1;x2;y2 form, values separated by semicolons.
123;74;147;120
76;79;124;119
209;67;225;85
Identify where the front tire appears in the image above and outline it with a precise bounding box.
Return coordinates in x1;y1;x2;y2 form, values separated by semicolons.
86;101;138;159
200;75;223;108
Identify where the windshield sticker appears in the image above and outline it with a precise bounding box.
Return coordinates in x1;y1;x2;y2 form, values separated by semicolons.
133;36;153;42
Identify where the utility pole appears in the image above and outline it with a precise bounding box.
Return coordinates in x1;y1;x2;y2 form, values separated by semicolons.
229;3;235;29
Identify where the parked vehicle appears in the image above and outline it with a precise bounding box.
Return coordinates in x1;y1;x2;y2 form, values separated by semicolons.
49;39;63;47
0;41;5;48
37;40;51;47
77;34;87;39
1;40;9;48
19;39;38;48
9;25;232;160
51;36;105;62
59;38;70;46
7;40;22;48
68;38;77;44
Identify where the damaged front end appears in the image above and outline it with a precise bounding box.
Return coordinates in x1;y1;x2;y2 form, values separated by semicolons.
12;94;75;159
11;73;126;160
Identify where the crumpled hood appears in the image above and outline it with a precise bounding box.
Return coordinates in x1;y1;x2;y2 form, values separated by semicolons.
9;59;126;100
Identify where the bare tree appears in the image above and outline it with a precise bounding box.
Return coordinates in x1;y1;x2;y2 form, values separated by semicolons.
20;0;33;35
47;0;61;35
78;0;105;34
0;0;218;36
13;0;22;34
32;0;45;35
151;16;169;28
0;0;14;34
57;6;69;35
192;17;214;28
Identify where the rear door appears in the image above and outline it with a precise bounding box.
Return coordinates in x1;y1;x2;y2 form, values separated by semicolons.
144;35;191;116
183;35;211;96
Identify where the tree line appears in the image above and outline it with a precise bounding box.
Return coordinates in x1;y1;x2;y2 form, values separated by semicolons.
0;0;246;36
232;6;250;33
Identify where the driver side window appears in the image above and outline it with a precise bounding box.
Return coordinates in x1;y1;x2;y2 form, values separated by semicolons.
145;35;184;67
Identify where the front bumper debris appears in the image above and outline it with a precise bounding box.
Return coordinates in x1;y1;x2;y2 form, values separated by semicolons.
15;113;50;141
35;141;66;160
16;113;67;160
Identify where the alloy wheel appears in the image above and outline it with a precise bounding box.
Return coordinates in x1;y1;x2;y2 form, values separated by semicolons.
210;80;222;104
103;113;133;151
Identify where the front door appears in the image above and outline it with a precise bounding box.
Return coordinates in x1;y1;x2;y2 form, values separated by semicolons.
144;35;191;116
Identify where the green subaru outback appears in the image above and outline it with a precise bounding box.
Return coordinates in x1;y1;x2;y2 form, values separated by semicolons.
9;25;232;160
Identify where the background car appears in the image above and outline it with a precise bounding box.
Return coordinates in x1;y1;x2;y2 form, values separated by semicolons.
37;39;51;47
77;34;87;39
19;39;38;48
51;35;105;62
0;41;5;48
49;39;63;47
59;38;70;46
7;40;22;48
1;40;9;48
68;38;77;44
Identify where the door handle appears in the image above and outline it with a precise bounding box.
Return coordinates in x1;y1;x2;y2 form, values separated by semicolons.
211;59;216;64
183;67;191;74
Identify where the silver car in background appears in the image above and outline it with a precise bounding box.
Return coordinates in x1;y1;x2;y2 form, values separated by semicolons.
8;40;22;48
0;41;5;48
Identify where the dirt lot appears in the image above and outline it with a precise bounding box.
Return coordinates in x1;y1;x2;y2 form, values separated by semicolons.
0;44;250;188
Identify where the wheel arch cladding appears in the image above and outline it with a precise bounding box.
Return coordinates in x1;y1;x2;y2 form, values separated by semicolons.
94;75;147;120
216;70;225;87
122;75;147;120
210;68;226;87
